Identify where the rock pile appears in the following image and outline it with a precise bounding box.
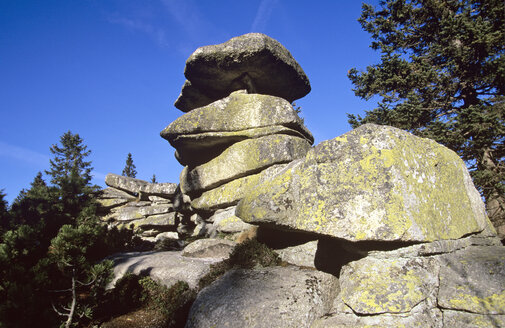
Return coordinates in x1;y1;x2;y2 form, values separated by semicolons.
160;33;314;238
104;33;505;327
99;173;179;242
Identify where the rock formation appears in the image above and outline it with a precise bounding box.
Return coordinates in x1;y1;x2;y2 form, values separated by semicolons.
102;33;505;327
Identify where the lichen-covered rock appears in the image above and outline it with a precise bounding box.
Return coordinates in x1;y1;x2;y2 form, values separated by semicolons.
185;266;338;328
107;251;222;290
119;212;177;230
174;33;310;112
437;246;505;314
105;174;178;198
209;206;254;234
182;238;236;259
310;310;443;328
274;240;318;268
109;204;173;221
191;164;287;212
340;256;438;314
163;92;312;165
237;124;495;242
180;134;311;196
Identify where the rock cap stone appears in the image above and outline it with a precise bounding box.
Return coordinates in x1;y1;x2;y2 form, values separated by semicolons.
174;33;311;112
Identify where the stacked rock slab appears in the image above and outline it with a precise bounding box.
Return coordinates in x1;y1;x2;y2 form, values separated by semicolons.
161;33;314;235
99;173;179;242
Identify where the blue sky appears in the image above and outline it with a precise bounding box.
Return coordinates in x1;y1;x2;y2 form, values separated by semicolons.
0;0;380;204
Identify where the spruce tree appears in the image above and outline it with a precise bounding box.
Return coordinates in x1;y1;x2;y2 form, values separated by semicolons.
122;153;137;178
348;0;505;235
45;131;97;219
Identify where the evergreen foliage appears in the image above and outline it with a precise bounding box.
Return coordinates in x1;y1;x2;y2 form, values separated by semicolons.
122;153;137;178
0;131;130;328
348;0;505;226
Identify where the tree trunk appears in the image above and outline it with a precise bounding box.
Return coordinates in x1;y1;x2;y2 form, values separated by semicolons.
65;269;77;328
480;149;505;240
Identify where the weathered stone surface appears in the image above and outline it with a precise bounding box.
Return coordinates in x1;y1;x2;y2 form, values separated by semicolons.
100;187;136;200
185;266;338;328
148;195;172;203
97;198;130;210
237;124;495;242
340;256;438;315
109;204;173;221
209;206;254;233
174;33;310;112
105;174;177;198
442;310;505;328
191;164;287;212
174;80;213;113
108;251;222;290
274;240;318;268
123;212;178;229
163;91;313;165
310;309;443;328
172;126;310;166
180;134;311;196
154;231;179;242
438;246;505;314
182;238;236;259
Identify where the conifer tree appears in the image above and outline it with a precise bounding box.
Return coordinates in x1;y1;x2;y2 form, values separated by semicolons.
45;131;97;219
348;0;505;234
122;153;137;178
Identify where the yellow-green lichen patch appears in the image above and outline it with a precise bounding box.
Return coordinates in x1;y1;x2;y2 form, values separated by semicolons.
237;124;488;242
181;134;310;195
161;92;312;143
340;257;437;315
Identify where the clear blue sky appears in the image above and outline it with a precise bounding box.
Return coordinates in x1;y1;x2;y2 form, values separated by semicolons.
0;0;380;204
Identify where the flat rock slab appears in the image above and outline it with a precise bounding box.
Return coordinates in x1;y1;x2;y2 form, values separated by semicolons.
105;174;177;198
180;134;311;196
185;266;338;328
108;251;222;290
237;124;494;242
175;33;310;112
182;238;236;259
438;245;505;314
209;206;254;234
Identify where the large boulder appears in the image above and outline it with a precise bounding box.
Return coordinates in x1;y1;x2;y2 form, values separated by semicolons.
174;33;311;112
321;240;505;328
107;251;223;290
185;266;338;328
237;124;495;243
162;91;313;165
180;134;311;196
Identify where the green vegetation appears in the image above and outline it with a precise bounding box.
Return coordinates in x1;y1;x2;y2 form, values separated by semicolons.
0;131;139;328
198;238;281;289
122;152;137;178
102;274;195;328
348;0;505;227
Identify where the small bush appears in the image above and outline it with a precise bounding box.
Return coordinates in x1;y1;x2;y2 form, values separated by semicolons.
112;273;144;312
139;278;196;328
198;238;280;289
228;238;281;269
